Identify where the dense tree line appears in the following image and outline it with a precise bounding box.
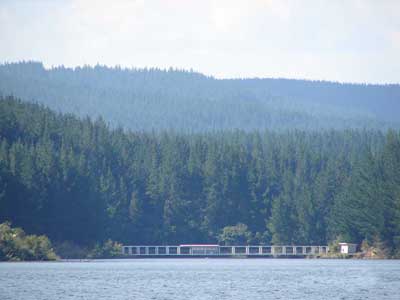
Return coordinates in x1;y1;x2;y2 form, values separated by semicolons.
1;97;399;255
1;62;399;132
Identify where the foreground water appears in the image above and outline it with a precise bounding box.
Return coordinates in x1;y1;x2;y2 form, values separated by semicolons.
1;259;399;300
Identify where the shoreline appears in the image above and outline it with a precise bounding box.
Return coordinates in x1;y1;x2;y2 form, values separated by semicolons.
1;255;396;262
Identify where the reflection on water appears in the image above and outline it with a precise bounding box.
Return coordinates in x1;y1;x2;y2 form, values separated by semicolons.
1;259;399;300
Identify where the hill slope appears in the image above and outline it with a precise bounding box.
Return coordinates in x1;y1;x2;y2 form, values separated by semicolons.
1;62;399;132
1;96;400;255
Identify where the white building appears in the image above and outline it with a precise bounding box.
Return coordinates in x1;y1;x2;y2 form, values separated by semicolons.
339;243;357;254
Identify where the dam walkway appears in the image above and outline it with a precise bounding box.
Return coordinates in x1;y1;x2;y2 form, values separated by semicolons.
121;244;329;257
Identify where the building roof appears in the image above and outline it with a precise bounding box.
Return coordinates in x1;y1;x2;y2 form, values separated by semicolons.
179;244;219;247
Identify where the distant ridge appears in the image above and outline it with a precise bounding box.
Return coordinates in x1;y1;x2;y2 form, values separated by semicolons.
1;61;399;132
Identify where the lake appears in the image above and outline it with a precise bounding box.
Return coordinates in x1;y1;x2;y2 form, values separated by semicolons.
1;259;399;300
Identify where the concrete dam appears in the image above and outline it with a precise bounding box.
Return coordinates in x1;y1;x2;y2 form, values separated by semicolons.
121;244;329;257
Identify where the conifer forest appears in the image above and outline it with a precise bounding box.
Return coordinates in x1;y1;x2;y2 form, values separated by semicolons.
1;62;400;256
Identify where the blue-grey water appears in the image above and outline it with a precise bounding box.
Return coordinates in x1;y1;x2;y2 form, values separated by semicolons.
1;259;399;300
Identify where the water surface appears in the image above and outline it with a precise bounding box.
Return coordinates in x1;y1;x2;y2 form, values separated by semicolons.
1;259;399;300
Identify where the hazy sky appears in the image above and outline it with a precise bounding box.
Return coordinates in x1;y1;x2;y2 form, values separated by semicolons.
1;0;399;83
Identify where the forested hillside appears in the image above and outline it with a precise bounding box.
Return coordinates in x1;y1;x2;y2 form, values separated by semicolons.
1;97;399;255
1;62;399;132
